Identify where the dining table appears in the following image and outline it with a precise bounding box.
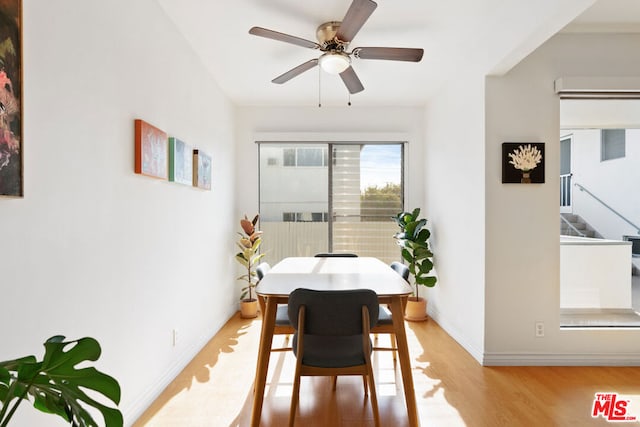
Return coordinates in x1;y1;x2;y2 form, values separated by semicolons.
250;256;419;427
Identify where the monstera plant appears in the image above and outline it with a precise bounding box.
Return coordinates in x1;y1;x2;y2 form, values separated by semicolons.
392;208;437;320
235;213;265;318
0;335;122;427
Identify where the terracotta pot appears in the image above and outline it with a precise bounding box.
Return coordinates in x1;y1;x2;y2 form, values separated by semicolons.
240;299;259;319
404;297;428;321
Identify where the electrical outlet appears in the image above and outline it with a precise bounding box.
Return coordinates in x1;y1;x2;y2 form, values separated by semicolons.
535;321;545;337
172;329;178;346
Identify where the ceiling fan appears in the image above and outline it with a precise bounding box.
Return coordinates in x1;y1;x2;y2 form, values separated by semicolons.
249;0;424;95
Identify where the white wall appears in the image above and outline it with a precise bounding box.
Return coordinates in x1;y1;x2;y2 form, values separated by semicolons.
1;1;236;425
560;237;632;309
484;33;640;365
234;106;426;224
423;74;487;362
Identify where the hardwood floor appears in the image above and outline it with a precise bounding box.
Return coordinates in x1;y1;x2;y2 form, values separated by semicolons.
134;313;640;426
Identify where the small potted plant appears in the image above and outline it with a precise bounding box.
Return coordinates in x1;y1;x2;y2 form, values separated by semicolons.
235;213;265;319
392;208;437;321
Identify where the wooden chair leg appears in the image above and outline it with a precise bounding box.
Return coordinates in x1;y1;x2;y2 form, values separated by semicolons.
332;375;337;390
391;334;397;361
289;369;301;427
366;366;380;427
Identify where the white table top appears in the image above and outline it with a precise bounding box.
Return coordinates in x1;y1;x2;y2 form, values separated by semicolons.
256;257;413;297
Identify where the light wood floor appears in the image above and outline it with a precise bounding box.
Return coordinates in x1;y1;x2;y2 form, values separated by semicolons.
134;313;640;427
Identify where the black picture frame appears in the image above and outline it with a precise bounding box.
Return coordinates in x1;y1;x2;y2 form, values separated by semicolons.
502;142;545;184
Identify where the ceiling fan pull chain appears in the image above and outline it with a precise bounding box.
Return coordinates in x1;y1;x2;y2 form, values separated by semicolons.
318;66;322;108
348;92;351;106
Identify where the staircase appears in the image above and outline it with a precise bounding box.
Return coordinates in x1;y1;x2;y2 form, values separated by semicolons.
560;213;601;238
561;213;639;275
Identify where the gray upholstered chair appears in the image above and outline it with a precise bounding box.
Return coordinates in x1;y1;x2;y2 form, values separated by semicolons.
390;261;410;281
372;262;410;360
256;262;293;352
314;252;358;257
256;262;271;280
287;288;380;427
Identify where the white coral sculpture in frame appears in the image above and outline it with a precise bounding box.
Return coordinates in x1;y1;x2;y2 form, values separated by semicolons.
508;144;542;172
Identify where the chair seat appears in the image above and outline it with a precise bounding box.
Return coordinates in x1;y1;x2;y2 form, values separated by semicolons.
276;305;291;326
377;305;393;325
293;334;372;368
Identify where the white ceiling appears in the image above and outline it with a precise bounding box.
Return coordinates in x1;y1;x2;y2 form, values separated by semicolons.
157;0;640;108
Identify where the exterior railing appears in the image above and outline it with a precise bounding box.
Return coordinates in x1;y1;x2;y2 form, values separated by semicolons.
260;221;400;266
560;173;572;207
575;182;640;235
560;215;586;237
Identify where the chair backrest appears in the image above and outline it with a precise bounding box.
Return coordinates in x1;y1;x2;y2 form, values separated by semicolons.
288;288;378;336
314;253;358;258
256;262;271;280
390;261;410;282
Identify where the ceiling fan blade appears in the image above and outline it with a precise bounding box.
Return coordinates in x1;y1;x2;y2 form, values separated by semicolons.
249;27;320;49
272;59;319;84
335;0;378;43
339;66;364;94
353;47;424;62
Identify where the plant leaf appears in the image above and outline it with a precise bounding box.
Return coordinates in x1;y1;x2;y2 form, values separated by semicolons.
240;218;254;236
0;336;122;427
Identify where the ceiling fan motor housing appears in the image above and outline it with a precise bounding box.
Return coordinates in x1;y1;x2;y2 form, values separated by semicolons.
316;21;348;51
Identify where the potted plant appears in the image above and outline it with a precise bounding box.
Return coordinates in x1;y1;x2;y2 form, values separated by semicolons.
0;335;122;426
235;213;265;319
392;208;437;321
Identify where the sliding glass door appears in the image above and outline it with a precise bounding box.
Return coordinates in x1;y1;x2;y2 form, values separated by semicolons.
259;142;403;265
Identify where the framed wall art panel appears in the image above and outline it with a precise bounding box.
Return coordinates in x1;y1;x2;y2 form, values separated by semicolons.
502;142;545;184
168;137;193;186
193;149;211;190
135;119;168;180
0;0;23;197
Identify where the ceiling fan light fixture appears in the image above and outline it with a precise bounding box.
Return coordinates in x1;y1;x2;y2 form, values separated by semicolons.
319;52;350;75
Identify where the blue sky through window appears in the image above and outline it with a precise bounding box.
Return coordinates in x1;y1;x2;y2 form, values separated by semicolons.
359;144;402;192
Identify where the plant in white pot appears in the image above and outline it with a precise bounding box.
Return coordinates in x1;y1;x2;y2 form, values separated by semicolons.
392;208;437;321
235;213;265;319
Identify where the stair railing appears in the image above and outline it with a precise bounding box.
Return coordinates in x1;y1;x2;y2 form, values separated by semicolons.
560;173;572;207
560;215;586;237
574;182;640;235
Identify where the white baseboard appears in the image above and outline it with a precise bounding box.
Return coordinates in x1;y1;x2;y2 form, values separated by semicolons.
427;304;484;364
122;306;237;426
428;305;640;366
483;352;640;366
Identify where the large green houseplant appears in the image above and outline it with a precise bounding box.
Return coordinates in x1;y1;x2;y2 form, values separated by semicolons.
0;335;122;427
392;208;437;320
235;213;265;318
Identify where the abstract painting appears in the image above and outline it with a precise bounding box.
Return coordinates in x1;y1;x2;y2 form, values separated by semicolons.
0;0;22;197
168;137;193;185
193;149;211;190
135;119;168;180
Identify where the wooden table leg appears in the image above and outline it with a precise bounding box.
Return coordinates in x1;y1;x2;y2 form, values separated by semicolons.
250;297;277;427
390;296;419;427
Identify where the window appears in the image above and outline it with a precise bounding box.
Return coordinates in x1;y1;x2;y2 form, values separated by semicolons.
601;129;625;161
282;147;328;167
296;148;324;166
259;142;404;265
283;148;296;166
282;212;328;222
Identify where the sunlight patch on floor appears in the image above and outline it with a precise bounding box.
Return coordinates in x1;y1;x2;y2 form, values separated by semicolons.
137;318;262;426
